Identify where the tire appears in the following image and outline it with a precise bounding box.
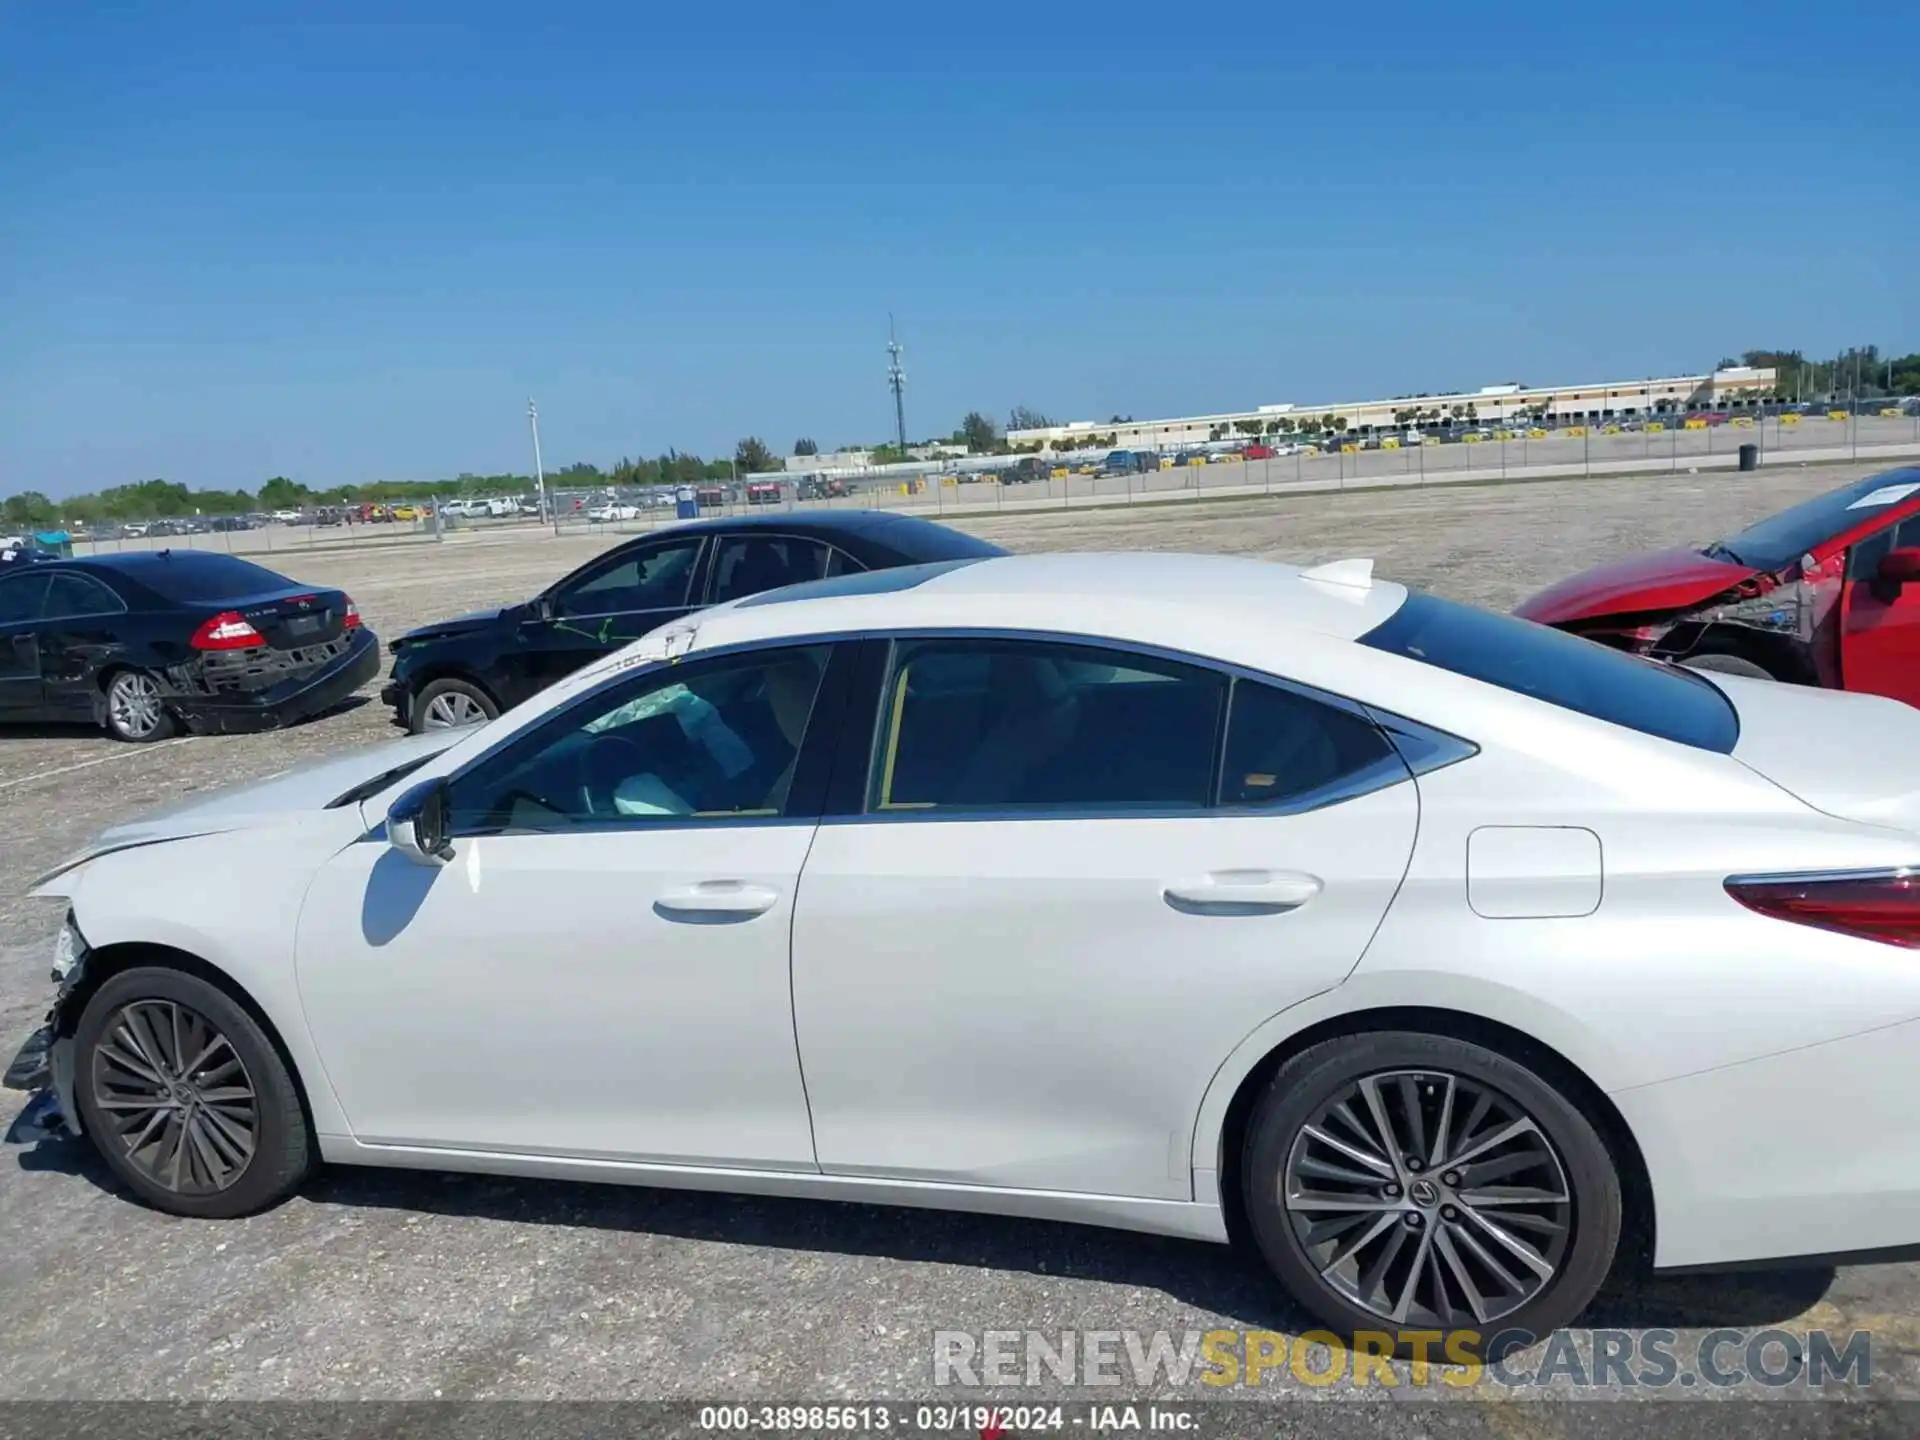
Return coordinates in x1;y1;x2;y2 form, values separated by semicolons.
1242;1030;1621;1355
409;676;499;734
101;668;178;743
73;966;315;1219
1679;652;1775;680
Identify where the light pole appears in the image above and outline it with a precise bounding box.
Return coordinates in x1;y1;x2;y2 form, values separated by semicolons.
527;398;548;522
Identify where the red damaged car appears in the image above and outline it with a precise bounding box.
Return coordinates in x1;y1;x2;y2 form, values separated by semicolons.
1517;466;1920;704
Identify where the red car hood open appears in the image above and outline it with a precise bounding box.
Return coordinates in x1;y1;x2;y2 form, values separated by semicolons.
1515;546;1761;625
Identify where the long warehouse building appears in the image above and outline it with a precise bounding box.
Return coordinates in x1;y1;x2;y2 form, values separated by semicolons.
1005;366;1780;450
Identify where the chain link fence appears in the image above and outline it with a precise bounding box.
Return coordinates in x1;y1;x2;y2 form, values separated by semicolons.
55;401;1920;558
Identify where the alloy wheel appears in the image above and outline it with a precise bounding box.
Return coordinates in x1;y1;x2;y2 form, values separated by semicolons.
1283;1069;1572;1327
108;672;165;739
90;1000;259;1195
422;691;487;728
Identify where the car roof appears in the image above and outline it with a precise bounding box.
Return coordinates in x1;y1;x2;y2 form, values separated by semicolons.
52;549;275;576
625;509;1007;558
681;550;1409;655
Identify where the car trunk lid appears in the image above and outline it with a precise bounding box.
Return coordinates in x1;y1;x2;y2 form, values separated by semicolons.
220;586;352;650
1714;671;1920;832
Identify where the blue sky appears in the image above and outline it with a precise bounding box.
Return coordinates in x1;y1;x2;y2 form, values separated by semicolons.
2;0;1912;497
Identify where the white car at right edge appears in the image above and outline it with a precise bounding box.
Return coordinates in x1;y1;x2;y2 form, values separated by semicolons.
10;550;1920;1352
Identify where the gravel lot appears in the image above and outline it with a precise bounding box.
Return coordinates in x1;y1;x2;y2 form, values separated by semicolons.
3;461;1918;1415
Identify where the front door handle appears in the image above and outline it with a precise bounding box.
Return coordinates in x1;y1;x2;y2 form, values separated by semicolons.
654;880;781;921
1163;870;1322;915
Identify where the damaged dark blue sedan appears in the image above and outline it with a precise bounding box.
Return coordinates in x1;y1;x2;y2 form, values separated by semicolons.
0;549;379;742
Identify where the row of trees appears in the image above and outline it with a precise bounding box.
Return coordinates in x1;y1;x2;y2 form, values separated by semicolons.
1722;348;1920;400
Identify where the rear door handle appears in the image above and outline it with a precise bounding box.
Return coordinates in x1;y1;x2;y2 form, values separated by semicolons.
654;881;781;920
1163;870;1322;915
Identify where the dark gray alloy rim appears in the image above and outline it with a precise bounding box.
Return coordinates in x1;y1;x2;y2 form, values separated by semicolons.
1282;1068;1573;1326
91;999;260;1194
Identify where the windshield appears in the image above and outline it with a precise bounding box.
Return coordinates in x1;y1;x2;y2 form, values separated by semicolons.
1713;468;1920;573
1361;591;1740;753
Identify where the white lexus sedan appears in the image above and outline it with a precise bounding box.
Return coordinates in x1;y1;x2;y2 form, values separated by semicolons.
11;550;1920;1345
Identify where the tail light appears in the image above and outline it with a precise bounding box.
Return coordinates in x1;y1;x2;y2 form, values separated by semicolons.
190;611;264;650
343;600;363;629
1725;869;1920;948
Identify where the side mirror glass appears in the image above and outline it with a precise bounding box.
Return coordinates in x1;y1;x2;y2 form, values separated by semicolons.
387;779;454;866
532;593;557;622
1877;548;1920;586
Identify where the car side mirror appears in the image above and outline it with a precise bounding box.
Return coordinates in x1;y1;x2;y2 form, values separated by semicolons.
1877;549;1920;587
529;594;556;622
387;779;454;866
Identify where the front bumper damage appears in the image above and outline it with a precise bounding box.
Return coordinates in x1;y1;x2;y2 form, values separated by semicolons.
1577;553;1846;685
3;913;91;1142
148;627;381;735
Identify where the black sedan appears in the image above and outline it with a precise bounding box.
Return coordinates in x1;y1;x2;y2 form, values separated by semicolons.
0;550;380;742
382;511;1006;732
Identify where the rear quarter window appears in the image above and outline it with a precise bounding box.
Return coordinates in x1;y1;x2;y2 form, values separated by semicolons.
1360;591;1740;753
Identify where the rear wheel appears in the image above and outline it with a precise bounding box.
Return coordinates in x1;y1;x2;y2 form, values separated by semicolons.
1242;1031;1621;1352
102;669;177;743
1680;652;1775;680
410;676;499;733
73;967;314;1218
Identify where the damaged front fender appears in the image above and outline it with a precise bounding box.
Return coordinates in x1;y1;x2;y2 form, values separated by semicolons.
1586;553;1847;685
2;914;94;1140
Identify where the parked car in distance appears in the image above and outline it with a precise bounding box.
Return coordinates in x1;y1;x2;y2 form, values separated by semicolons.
1097;449;1159;477
587;503;640;523
378;511;1008;732
1517;466;1920;703
24;550;1920;1349
0;550;378;741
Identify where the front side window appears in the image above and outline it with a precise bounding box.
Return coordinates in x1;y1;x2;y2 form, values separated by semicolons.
41;573;124;620
552;538;701;618
1847;512;1920;581
872;638;1227;812
710;536;832;604
447;644;831;833
1360;591;1739;753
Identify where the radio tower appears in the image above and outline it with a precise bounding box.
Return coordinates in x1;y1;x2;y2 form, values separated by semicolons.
886;314;908;451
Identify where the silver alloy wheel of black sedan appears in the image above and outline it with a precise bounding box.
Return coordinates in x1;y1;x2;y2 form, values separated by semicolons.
422;689;489;728
1283;1069;1572;1327
106;670;167;739
90;999;259;1195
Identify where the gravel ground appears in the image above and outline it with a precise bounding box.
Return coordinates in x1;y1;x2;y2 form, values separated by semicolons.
2;461;1917;1419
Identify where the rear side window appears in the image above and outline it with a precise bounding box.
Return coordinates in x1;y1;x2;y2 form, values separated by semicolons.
42;573;124;619
1360;591;1739;753
873;638;1227;812
130;554;291;603
1219;678;1406;808
710;537;832;604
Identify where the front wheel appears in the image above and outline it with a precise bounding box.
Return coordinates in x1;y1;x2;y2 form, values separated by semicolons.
1242;1031;1621;1352
1680;652;1775;681
73;967;315;1218
410;676;499;733
102;669;177;743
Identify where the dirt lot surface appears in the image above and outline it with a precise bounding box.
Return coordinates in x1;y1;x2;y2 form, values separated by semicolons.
3;461;1916;1413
